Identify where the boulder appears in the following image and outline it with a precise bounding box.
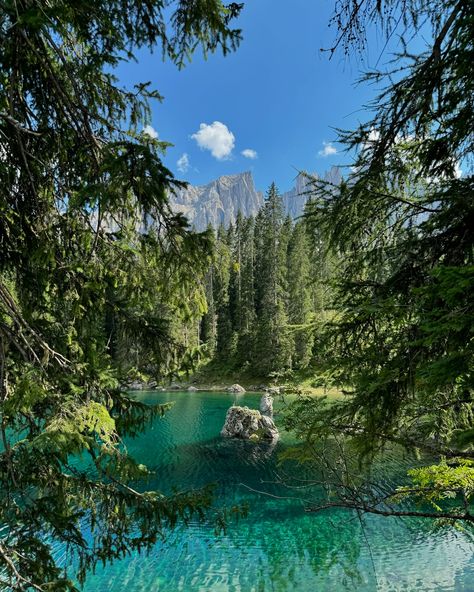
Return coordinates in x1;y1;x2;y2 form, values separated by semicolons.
221;405;278;441
267;386;281;395
260;393;274;417
227;383;246;394
187;386;198;392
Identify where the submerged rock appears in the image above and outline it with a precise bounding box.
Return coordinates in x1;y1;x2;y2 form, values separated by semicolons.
260;393;274;417
221;405;278;441
227;383;246;394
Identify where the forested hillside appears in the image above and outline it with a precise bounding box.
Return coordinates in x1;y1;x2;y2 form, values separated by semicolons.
111;180;338;384
200;183;334;379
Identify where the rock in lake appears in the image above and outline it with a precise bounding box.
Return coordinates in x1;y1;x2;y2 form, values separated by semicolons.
221;406;278;441
187;386;198;392
227;384;246;394
260;393;274;417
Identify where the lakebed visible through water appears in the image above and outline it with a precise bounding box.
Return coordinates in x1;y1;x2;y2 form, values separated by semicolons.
77;390;473;591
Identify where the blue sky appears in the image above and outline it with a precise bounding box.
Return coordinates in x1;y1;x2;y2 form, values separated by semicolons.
116;0;396;192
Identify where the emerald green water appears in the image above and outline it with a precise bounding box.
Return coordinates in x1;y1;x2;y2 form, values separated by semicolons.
79;390;474;591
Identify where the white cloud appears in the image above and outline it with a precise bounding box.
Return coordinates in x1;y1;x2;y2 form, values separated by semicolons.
241;148;258;159
367;128;380;143
191;121;235;160
318;141;337;157
142;124;158;140
360;128;380;154
177;153;190;173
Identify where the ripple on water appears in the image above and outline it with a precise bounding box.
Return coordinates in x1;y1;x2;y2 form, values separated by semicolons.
60;390;474;592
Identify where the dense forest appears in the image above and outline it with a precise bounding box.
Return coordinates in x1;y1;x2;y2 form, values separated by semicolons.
0;0;472;589
116;182;335;383
200;184;332;379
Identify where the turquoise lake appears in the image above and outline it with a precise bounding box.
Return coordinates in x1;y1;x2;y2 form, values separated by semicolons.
77;390;474;591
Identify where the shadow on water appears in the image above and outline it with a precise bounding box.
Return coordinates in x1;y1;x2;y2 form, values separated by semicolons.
74;391;474;591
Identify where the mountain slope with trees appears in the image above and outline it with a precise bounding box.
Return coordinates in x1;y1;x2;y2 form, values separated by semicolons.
199;183;334;380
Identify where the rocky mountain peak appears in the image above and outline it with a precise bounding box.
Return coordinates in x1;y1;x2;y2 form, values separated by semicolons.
170;171;263;231
169;168;341;231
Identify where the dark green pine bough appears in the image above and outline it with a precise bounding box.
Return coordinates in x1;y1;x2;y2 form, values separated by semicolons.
285;0;474;525
1;0;473;588
0;1;243;589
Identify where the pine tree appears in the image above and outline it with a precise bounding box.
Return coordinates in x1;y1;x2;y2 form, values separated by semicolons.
228;216;243;335
200;265;218;357
0;1;243;588
214;225;235;364
200;225;219;358
236;216;257;367
303;195;338;363
253;184;293;376
287;221;314;369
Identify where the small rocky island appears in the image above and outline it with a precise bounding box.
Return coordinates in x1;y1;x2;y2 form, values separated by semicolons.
221;394;278;441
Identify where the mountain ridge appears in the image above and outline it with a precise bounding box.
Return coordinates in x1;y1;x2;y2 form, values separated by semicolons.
169;167;341;231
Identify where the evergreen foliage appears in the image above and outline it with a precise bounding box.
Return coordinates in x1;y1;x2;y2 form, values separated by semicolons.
253;185;293;376
0;0;243;588
288;0;474;523
287;220;314;369
200;183;333;378
1;0;473;586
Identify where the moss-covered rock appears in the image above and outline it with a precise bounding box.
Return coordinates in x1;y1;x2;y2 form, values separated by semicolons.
221;405;279;441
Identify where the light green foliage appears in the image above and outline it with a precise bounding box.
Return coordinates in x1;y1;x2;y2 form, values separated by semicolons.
394;459;474;512
0;0;243;588
39;402;118;454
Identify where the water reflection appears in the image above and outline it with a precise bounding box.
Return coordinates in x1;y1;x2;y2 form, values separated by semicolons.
77;390;474;591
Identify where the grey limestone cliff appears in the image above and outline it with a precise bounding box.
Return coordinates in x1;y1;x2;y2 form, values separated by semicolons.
281;166;341;219
170;171;263;231
169;167;341;231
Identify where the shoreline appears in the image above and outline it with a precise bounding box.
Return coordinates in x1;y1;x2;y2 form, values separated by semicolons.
125;380;341;398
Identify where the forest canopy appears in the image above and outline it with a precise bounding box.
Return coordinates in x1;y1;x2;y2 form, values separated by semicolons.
0;0;472;589
0;1;242;589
